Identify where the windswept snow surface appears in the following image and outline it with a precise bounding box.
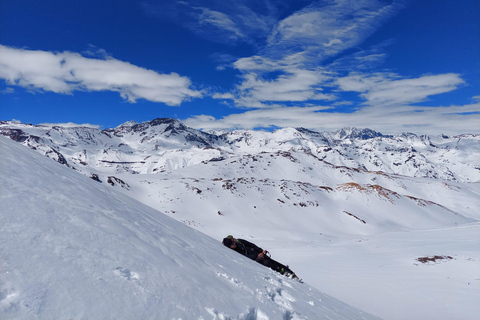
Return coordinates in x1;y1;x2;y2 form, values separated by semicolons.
0;136;380;319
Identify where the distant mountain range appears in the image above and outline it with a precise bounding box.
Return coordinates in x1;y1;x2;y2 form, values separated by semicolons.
2;117;479;232
1;118;479;183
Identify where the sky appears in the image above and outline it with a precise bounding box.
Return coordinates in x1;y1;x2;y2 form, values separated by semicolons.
0;0;479;135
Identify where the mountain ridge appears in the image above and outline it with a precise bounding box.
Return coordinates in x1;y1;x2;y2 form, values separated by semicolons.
1;118;479;182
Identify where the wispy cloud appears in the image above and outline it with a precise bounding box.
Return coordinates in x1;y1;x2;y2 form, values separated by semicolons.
184;100;480;135
164;0;473;135
142;0;276;44
221;54;336;108
1;87;15;94
199;0;406;109
38;122;101;129
176;0;475;135
196;70;475;134
267;0;403;61
0;45;202;105
195;7;246;41
142;0;410;110
337;73;465;106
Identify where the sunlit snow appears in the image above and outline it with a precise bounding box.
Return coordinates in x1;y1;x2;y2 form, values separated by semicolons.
1;119;479;319
0;136;380;319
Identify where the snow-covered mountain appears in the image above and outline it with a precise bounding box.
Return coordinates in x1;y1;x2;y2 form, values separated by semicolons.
0;136;379;319
1;118;479;319
1;118;479;182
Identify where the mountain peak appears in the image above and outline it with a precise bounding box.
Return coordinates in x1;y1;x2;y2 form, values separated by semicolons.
116;120;139;128
335;127;384;140
149;118;178;126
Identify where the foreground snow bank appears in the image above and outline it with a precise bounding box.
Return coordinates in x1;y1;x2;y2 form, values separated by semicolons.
0;136;379;319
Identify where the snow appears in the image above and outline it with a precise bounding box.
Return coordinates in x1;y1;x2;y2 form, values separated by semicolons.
0;136;380;319
1;119;480;319
293;225;480;320
2;119;479;182
110;160;480;319
107;152;479;320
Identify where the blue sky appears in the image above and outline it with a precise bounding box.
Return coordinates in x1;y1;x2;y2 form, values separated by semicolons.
1;0;479;134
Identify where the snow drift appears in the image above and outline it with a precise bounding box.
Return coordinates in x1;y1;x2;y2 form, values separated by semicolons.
0;136;379;319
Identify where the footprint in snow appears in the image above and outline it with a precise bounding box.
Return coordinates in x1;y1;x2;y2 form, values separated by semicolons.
114;267;140;282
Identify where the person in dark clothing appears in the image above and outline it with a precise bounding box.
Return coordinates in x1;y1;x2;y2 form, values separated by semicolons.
222;235;298;279
223;236;266;260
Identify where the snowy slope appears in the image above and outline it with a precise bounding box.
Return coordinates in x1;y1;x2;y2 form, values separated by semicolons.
1;119;479;319
108;153;480;319
0;136;380;320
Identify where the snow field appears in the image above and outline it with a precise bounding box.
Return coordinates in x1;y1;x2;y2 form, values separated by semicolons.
272;224;480;320
109;158;480;320
0;136;380;319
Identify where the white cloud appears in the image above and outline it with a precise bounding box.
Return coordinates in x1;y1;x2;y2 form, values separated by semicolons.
143;1;406;110
1;87;15;94
184;105;331;130
196;8;245;40
204;66;473;134
337;73;465;106
221;54;337;108
203;1;405;109
142;0;276;45
82;44;111;59
267;0;403;61
184;100;480;135
212;92;234;100
236;68;327;103
0;45;202;105
324;39;343;47
233;55;280;72
38;122;101;129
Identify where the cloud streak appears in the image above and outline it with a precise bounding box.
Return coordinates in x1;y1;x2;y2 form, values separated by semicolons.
200;70;473;134
202;0;407;109
224;54;336;108
267;0;403;61
142;0;276;44
0;45;202;105
142;0;411;111
337;73;465;106
174;0;472;135
184;100;480;135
